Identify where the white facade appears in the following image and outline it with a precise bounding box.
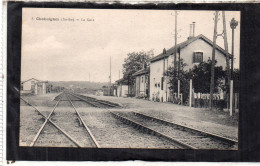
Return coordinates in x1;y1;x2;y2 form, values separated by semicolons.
35;82;47;95
135;74;148;97
181;38;227;70
149;37;227;102
22;78;38;91
21;78;48;95
150;57;173;102
117;85;128;97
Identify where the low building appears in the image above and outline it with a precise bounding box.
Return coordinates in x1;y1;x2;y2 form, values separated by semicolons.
115;78;129;97
21;78;39;92
21;78;49;95
102;86;111;96
150;34;230;102
133;67;150;99
34;81;48;95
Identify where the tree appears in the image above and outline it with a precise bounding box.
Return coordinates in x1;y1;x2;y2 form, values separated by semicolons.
166;59;226;104
192;59;225;93
165;58;191;102
233;68;239;93
122;50;153;86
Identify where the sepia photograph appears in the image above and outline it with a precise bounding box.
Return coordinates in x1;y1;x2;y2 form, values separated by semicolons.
19;8;240;150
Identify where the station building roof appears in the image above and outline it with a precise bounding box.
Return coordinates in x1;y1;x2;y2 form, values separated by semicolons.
133;67;150;77
150;34;231;63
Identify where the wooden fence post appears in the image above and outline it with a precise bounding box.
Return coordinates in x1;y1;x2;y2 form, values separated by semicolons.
189;79;192;107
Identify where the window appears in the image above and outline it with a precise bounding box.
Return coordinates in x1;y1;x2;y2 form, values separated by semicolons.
193;52;203;63
141;77;143;83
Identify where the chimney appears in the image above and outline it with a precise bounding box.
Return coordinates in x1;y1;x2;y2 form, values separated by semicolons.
189;24;193;37
188;23;193;40
192;22;196;37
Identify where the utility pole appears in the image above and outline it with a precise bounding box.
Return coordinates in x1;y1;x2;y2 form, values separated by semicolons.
210;11;230;110
230;17;238;116
163;48;166;102
174;10;178;95
210;11;219;109
222;11;231;111
110;56;112;96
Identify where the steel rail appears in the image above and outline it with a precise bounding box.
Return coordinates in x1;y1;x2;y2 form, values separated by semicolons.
110;111;197;149
134;112;238;146
66;93;101;148
68;93;101;107
29;93;63;146
67;92;196;149
20;95;83;147
70;93;119;108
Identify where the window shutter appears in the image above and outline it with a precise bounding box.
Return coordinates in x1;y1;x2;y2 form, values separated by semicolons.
193;52;195;63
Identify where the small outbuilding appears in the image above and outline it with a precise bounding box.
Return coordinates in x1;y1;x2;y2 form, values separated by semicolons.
115;78;129;97
133;67;150;99
21;78;49;95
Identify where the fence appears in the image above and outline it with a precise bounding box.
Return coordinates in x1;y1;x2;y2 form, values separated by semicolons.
193;93;226;110
168;93;183;105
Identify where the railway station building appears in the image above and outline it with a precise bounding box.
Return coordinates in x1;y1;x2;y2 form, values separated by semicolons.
149;33;230;103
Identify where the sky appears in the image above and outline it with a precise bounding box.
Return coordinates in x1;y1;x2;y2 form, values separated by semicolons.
21;8;240;83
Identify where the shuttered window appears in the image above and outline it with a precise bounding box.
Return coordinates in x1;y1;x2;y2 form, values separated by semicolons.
193;52;203;63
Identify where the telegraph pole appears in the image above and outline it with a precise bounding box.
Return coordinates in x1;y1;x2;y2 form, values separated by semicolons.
163;48;167;101
110;56;112;96
222;11;231;111
210;11;219;109
230;17;238;116
174;10;178;95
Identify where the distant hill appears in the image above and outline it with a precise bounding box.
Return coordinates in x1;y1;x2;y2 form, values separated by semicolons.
49;81;109;90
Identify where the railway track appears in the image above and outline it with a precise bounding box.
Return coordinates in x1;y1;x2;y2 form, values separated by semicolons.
21;94;84;147
63;92;180;148
113;111;238;149
65;93;100;148
21;91;237;149
20;92;100;148
67;92;120;108
66;92;237;149
67;93;195;149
